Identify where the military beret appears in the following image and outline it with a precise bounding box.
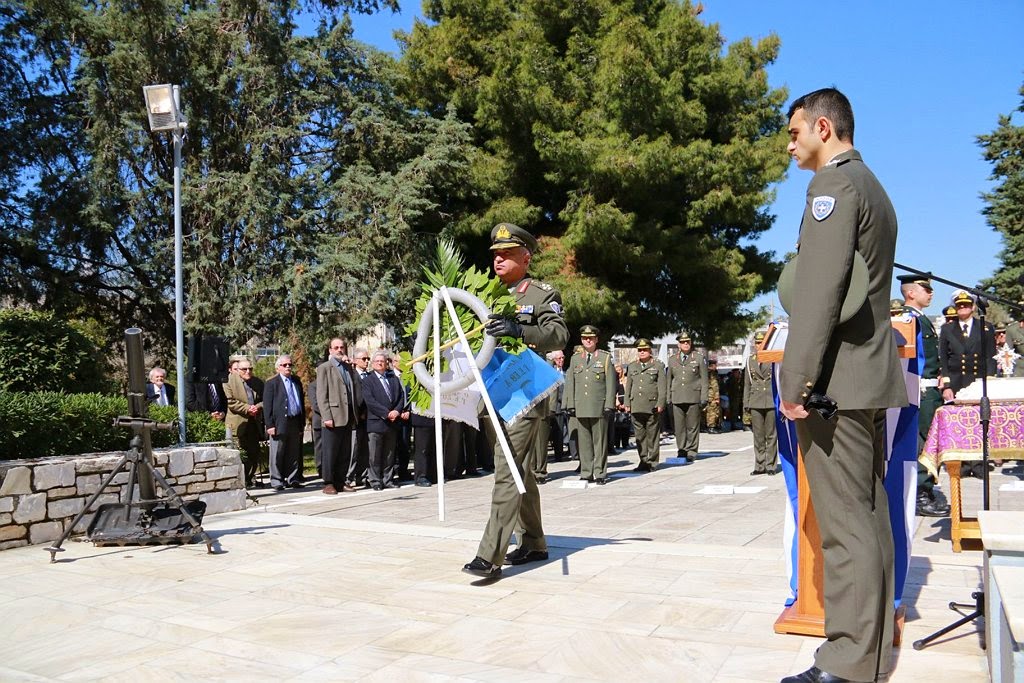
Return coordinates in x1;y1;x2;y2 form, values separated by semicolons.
896;274;933;291
490;222;538;252
890;298;905;314
952;290;975;307
635;338;652;350
778;252;869;324
579;324;600;337
676;332;691;342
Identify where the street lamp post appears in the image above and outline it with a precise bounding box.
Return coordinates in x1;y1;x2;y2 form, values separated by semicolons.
143;84;188;446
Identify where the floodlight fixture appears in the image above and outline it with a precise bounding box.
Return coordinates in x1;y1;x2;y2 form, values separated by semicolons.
143;84;183;132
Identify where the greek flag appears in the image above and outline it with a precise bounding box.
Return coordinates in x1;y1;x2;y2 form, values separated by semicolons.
775;323;920;607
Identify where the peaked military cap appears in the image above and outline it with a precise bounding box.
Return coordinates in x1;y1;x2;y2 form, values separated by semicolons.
754;330;766;343
676;332;691;342
890;298;905;314
579;324;600;337
490;222;539;252
635;338;652;350
952;290;975;307
943;305;957;320
896;273;933;291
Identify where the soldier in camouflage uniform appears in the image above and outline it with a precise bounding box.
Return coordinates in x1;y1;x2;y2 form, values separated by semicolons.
704;359;722;433
463;223;569;579
667;332;708;462
625;338;666;471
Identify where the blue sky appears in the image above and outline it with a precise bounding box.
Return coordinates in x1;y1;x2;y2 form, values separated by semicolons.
348;1;1024;316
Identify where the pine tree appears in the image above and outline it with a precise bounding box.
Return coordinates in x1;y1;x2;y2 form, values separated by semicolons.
981;82;1024;304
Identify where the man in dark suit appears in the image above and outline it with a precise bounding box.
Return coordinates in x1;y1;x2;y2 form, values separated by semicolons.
316;338;361;495
361;350;407;490
347;347;372;488
263;354;306;491
778;88;907;683
185;378;227;423
146;367;175;406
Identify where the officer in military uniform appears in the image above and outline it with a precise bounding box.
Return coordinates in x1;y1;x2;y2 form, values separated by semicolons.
1004;307;1024;377
942;305;957;325
778;88;906;683
462;223;569;578
704;359;722;433
667;332;708;461
563;325;616;484
889;298;904;317
898;274;949;517
939;290;996;398
624;338;666;472
744;331;777;475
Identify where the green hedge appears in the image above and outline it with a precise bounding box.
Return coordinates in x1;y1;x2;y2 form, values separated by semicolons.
0;391;228;460
0;309;110;393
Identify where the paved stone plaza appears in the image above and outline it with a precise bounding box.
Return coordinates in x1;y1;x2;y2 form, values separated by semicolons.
1;429;1013;681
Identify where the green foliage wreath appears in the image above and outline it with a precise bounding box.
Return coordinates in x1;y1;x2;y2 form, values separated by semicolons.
399;240;524;412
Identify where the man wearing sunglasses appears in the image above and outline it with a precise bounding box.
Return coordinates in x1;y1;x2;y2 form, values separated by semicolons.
224;358;264;487
264;355;307;491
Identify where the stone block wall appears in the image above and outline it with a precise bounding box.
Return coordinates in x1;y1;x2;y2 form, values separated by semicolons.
0;446;246;551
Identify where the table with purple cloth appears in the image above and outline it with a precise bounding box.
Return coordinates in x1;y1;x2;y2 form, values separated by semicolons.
921;402;1024;551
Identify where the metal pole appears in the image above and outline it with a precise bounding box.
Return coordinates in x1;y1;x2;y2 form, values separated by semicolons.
173;85;186;446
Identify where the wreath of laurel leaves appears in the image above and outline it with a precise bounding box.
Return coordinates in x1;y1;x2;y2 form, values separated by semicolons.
399;239;524;412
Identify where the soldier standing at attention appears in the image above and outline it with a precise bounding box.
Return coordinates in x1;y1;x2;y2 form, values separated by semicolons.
744;331;778;475
667;332;708;462
462;223;568;579
624;338;667;472
898;274;949;517
563;325;616;484
778;87;906;683
704;359;722;434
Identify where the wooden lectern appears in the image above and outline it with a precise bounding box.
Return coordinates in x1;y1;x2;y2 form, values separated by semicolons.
761;319;916;640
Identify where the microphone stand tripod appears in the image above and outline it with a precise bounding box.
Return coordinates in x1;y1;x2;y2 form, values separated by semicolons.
894;264;1013;651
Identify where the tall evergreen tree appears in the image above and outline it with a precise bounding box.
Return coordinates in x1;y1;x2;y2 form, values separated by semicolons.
981;82;1024;303
0;0;472;357
398;0;789;345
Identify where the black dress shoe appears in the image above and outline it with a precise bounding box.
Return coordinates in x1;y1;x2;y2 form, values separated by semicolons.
767;469;777;476
462;556;502;577
595;478;607;485
574;464;581;473
780;665;852;683
504;547;549;565
536;475;548;484
916;491;949;517
415;478;432;487
290;481;305;489
371;484;383;491
751;469;766;476
632;463;651;472
685;454;696;463
272;485;286;492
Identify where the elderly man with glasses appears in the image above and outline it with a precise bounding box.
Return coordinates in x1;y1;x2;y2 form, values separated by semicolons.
224;358;264;487
346;348;372;488
264;355;307;491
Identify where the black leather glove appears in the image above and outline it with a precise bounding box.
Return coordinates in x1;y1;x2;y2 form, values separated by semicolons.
806;392;838;421
603;407;615;417
485;314;523;339
700;401;708;409
566;407;575;417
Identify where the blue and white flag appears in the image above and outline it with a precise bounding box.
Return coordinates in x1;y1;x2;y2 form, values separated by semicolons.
775;322;919;607
482;348;562;425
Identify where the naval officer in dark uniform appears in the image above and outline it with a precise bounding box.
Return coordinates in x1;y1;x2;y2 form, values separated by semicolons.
778;88;907;683
939;289;996;399
463;223;569;578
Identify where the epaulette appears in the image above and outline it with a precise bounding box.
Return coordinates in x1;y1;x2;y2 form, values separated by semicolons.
534;280;552;291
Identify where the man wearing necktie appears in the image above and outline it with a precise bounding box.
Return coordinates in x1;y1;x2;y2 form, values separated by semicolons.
361;350;407;491
316;338;362;495
624;338;667;472
563;325;616;484
146;367;175;406
667;332;708;462
939;290;996;400
264;354;307;491
224;359;264;486
185;377;227;422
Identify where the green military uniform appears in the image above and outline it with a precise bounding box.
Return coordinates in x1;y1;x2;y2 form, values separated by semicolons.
668;334;708;461
563;327;616;482
475;224;569;569
743;335;777;475
779;146;906;683
704;365;722;431
1003;319;1024;377
625;339;666;470
530;378;560;482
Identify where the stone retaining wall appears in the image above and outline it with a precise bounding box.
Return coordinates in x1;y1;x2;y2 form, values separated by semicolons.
0;446;246;550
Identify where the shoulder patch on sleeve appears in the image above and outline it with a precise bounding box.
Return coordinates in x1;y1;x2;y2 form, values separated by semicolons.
811;196;836;221
549;301;562;315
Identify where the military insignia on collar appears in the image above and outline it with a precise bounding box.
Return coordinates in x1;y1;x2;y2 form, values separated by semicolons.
811;196;836;221
550;301;562;315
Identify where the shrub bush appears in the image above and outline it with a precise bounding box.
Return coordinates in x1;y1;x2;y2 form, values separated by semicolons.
0;309;112;393
0;391;228;460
